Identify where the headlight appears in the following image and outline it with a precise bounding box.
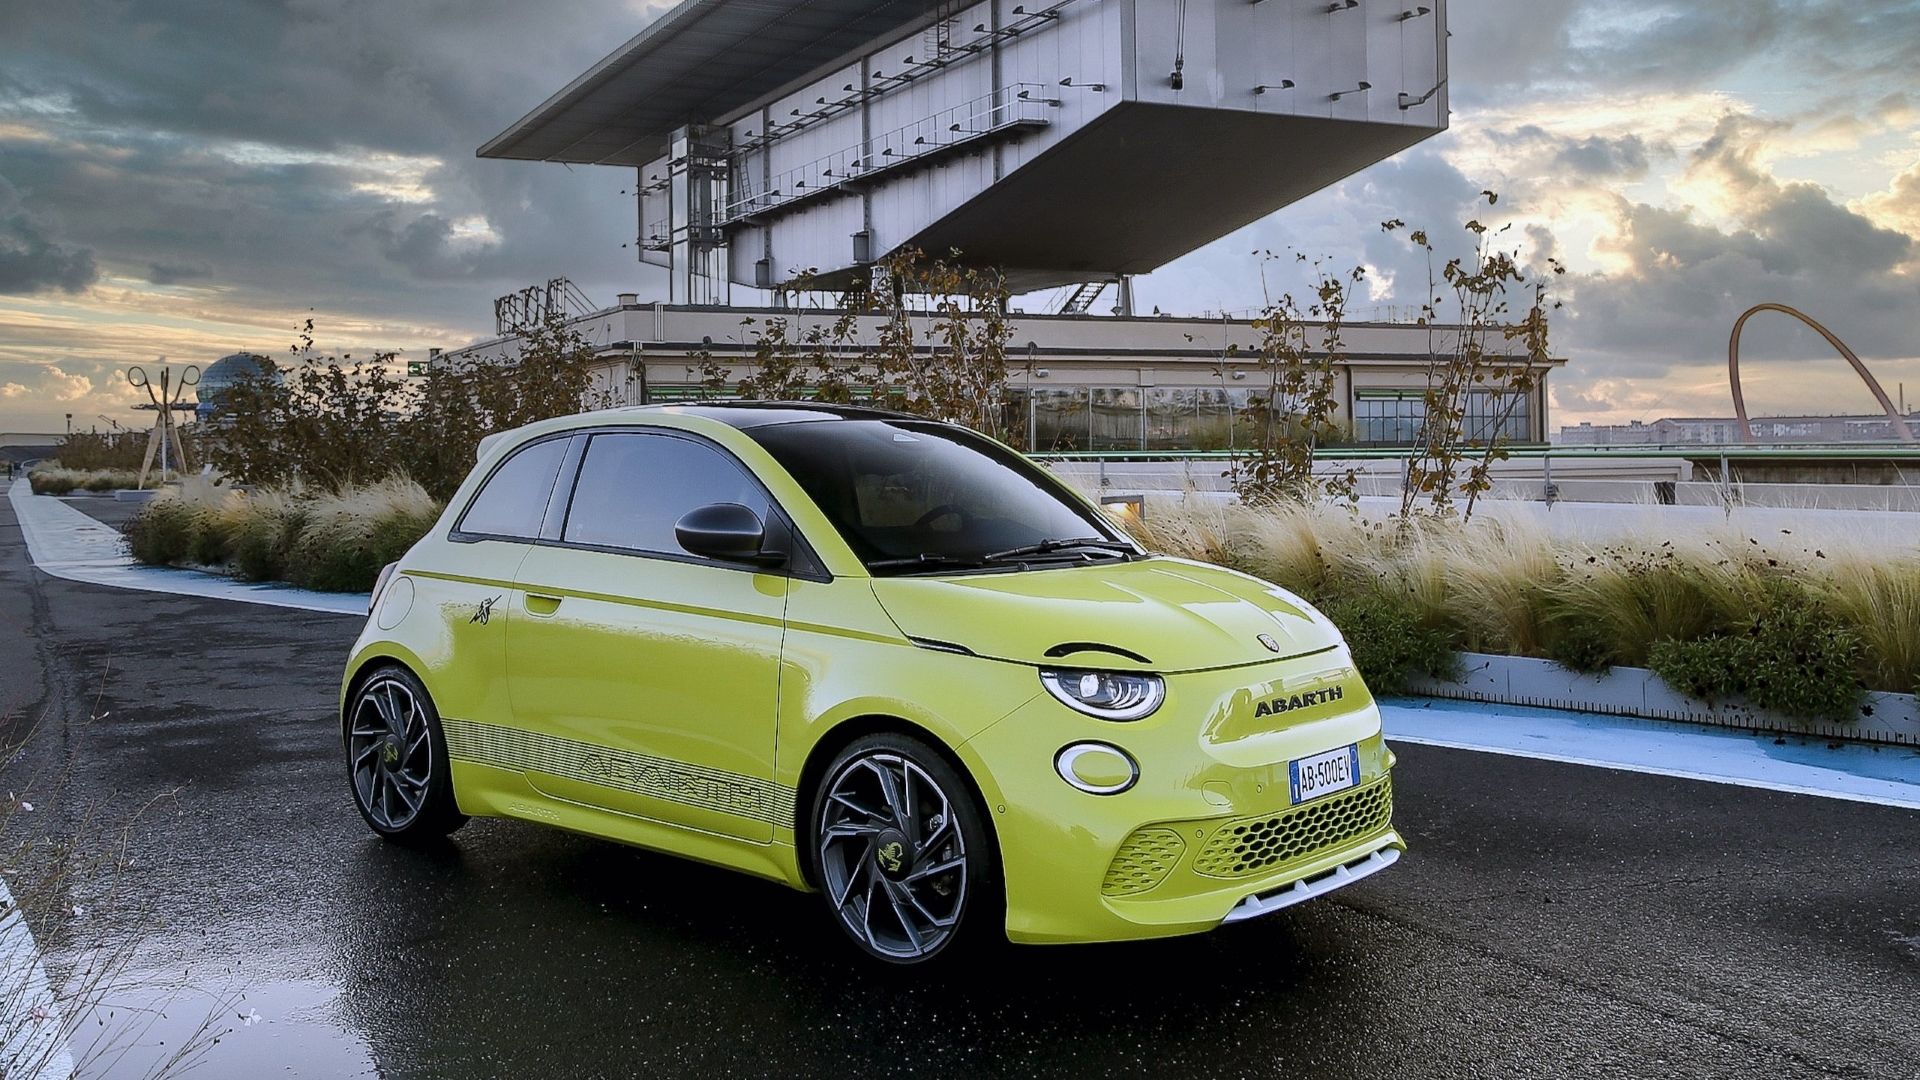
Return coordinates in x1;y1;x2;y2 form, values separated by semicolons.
1038;669;1165;721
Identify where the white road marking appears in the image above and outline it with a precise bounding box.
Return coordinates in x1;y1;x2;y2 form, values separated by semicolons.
1382;701;1920;810
0;877;74;1080
7;479;366;615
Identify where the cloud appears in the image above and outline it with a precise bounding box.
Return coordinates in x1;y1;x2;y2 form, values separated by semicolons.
0;362;95;402
1552;385;1617;413
1564;113;1915;377
1853;158;1920;236
1451;1;1920;105
0;178;96;295
0;0;651;336
145;261;208;285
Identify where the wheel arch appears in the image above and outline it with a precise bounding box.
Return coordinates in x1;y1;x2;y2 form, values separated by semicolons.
340;651;426;744
791;714;1002;891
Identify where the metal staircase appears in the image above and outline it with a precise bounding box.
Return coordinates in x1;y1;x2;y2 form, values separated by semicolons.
1059;280;1108;314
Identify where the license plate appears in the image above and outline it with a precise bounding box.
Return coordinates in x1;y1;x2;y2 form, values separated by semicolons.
1289;744;1360;804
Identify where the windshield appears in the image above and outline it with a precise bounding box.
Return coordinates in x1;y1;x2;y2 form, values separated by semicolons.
746;419;1132;574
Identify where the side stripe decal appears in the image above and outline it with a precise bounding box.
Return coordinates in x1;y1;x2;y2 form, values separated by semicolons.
442;718;796;827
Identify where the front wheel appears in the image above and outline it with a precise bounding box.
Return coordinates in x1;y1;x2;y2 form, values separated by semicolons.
813;734;996;964
346;666;466;842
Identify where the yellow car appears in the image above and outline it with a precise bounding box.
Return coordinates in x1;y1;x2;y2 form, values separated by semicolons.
341;403;1402;963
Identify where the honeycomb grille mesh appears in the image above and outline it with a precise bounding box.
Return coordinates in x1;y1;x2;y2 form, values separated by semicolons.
1101;827;1187;897
1193;777;1393;878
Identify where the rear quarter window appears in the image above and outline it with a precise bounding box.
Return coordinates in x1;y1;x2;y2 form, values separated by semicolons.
455;437;569;540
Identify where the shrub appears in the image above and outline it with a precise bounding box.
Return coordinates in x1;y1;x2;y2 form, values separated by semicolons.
284;478;439;592
228;494;305;583
1550;545;1751;669
27;466;142;494
1127;495;1913;716
28;467;81;495
123;475;439;592
1540;608;1617;674
82;470;140;492
122;497;206;566
1647;585;1862;723
1819;555;1920;701
1319;590;1458;695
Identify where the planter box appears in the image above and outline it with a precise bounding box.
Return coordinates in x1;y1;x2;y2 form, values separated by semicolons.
1408;652;1920;747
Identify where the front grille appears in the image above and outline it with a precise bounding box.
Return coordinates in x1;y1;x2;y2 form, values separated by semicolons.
1101;827;1186;897
1193;776;1393;878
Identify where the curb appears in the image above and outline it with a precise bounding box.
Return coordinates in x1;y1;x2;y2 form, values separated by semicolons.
1409;651;1920;747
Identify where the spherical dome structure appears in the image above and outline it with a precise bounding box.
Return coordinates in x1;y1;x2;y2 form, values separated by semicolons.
195;352;277;419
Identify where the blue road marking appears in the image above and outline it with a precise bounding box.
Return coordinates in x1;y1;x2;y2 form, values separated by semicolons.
1382;697;1920;810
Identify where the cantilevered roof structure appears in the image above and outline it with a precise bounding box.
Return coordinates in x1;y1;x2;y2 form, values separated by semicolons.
479;0;1451;303
479;0;950;166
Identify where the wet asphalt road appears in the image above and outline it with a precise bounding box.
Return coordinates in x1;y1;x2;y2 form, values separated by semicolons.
4;496;1920;1079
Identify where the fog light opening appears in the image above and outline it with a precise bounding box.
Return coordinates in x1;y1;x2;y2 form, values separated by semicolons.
1055;742;1139;795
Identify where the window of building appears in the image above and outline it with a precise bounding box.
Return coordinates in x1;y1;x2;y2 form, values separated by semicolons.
1145;387;1253;450
1028;387;1090;451
563;432;769;556
456;436;570;539
1353;389;1532;446
1352;392;1426;445
1089;387;1144;451
1464;389;1532;444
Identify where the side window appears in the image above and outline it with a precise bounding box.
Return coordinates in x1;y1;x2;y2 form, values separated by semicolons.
563;433;770;556
456;437;569;540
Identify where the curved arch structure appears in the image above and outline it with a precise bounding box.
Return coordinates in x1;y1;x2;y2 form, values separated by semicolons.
1728;303;1914;444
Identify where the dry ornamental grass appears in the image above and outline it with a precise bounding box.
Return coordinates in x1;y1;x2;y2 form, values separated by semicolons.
1123;496;1920;710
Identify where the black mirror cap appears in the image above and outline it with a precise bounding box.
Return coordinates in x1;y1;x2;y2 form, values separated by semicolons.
674;503;785;566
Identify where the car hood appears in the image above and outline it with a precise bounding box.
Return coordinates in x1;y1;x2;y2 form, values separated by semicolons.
868;557;1340;673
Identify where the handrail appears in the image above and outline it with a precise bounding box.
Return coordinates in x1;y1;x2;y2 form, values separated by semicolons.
1028;444;1920;462
723;84;1054;224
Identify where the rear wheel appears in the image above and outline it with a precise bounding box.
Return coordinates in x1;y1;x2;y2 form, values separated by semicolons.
813;734;995;964
346;666;465;842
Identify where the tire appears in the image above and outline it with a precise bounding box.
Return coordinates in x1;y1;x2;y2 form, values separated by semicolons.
345;665;466;843
811;733;998;964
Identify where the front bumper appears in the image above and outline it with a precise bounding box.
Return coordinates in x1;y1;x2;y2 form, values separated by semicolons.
957;648;1405;944
1221;845;1401;924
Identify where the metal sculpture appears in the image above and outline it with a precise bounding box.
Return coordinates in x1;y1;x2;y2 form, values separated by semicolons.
1728;303;1914;443
128;363;200;488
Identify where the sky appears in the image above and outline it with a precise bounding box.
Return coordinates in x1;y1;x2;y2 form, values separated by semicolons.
1;0;1917;435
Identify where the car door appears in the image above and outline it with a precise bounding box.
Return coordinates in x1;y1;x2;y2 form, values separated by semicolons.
418;432;576;732
504;429;790;844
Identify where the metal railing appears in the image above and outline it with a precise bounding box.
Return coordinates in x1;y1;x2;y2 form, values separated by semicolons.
723;84;1055;224
1028;443;1920;462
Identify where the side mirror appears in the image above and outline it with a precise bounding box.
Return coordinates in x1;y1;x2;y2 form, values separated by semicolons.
674;503;785;566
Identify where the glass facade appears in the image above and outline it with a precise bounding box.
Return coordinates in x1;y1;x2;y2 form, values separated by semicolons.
654;382;1537;451
1022;386;1263;452
1352;390;1533;447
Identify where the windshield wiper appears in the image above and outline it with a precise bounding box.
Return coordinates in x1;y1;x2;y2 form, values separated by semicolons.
866;553;989;575
982;537;1137;563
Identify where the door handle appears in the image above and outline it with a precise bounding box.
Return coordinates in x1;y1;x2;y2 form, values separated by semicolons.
525;593;563;617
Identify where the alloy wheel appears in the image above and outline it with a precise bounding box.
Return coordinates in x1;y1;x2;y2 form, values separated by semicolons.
817;751;969;961
349;675;434;831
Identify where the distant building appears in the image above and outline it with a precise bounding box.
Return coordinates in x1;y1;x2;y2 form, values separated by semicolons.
194;352;278;425
1558;412;1920;446
440;300;1566;450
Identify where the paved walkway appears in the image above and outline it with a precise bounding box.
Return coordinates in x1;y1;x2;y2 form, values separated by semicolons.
1383;697;1920;810
6;478;366;614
